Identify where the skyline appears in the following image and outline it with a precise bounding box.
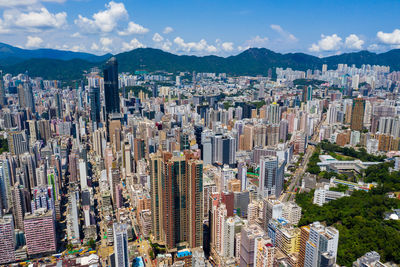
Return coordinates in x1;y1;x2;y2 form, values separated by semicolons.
0;0;399;56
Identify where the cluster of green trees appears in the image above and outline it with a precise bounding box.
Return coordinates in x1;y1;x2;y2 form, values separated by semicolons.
320;140;386;162
250;100;266;109
0;138;8;154
306;148;321;174
363;161;400;192
296;162;400;266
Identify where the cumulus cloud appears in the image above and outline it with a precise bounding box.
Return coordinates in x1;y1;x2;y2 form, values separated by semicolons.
309;34;342;52
70;44;86;52
377;29;400;45
3;8;67;31
71;32;81;38
122;38;145;51
367;43;385;52
345;34;364;50
244;36;268;48
270;24;297;42
91;37;113;52
152;33;164;42
118;21;149;36
0;0;36;6
221;42;234;51
0;19;10;34
100;37;113;47
161;40;172;51
173;37;217;53
90;42;100;51
75;1;128;33
26;36;43;48
163;26;173;34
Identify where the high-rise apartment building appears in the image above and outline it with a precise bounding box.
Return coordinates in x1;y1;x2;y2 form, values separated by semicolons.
239;224;265;267
351;97;365;131
7;131;29;155
113;223;129;267
268;102;281;124
258;156;285;198
0;214;16;264
150;150;203;249
24;208;56;256
303;222;339;267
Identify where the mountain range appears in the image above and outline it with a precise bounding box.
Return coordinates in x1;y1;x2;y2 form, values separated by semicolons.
1;42;400;80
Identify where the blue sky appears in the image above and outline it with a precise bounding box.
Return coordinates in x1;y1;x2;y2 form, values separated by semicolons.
0;0;399;56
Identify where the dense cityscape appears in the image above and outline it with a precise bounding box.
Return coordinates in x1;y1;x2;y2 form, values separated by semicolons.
1;0;400;266
0;52;399;267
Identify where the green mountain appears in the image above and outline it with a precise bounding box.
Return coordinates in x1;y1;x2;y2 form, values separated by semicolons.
2;43;400;80
0;42;110;65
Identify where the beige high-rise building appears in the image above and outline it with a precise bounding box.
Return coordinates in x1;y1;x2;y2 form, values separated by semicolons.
242;125;254;151
92;128;106;158
150;150;203;249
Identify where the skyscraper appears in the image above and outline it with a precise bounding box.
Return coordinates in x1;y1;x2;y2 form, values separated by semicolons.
55;92;62;119
24;83;35;113
0;214;15;264
303;222;339;267
351;97;365;131
7;131;29;156
103;57;120;115
24;208;57;256
268;102;281;124
89;87;101;128
113;223;129;267
0;71;6;107
150;150;203;249
258;156;285;198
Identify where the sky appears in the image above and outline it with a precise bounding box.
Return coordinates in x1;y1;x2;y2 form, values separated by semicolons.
0;0;400;57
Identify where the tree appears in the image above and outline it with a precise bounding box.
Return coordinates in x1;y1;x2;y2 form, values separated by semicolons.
87;239;96;250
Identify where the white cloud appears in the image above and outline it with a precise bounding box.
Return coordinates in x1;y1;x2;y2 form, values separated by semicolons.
345;34;364;50
163;26;173;34
237;45;250;51
91;42;100;51
3;8;67;30
100;37;113;47
71;32;81;38
71;44;86;52
161;40;172;51
75;1;128;33
377;29;400;45
0;0;35;6
121;38;145;52
152;33;164;42
91;37;113;52
118;21;149;36
26;36;43;48
173;37;218;53
0;18;10;34
244;35;269;47
270;24;297;42
309;34;342;52
221;42;234;51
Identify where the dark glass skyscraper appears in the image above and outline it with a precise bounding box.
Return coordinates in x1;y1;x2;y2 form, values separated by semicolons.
103;57;120;115
89;87;101;126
